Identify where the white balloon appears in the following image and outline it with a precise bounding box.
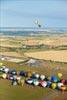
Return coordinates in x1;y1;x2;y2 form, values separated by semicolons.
57;83;64;89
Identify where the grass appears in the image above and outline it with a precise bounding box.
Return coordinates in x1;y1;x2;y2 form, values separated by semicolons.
0;58;67;100
0;80;51;100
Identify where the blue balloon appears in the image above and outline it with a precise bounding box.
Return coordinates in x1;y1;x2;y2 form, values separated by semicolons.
51;76;58;83
19;71;27;77
47;81;52;87
9;69;17;75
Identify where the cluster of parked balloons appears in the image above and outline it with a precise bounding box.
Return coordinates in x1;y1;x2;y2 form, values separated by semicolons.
0;63;67;92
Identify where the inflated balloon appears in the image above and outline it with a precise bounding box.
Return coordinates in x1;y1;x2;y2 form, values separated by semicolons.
2;73;7;79
26;78;33;84
60;85;67;91
65;80;67;85
51;76;58;83
57;83;64;89
7;74;13;80
35;20;38;24
20;79;25;86
13;75;17;81
40;80;47;87
33;79;39;86
47;81;52;87
27;72;32;78
32;73;39;79
4;68;9;73
0;63;3;66
51;83;57;89
34;20;42;28
47;76;51;81
9;69;17;75
40;74;45;80
16;76;21;81
58;73;62;78
61;79;65;84
19;71;27;77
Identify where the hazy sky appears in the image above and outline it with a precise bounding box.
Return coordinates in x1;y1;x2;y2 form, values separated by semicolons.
0;0;67;27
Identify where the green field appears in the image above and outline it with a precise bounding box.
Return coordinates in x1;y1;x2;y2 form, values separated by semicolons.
0;60;67;100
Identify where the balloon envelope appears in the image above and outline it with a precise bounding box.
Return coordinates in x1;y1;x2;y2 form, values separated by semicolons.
33;79;39;86
58;73;62;78
32;73;39;79
19;71;27;77
65;80;67;85
34;20;41;28
40;80;47;87
2;73;7;79
51;76;58;83
4;68;9;73
57;83;64;89
0;63;3;66
61;79;65;84
51;83;57;89
26;78;33;84
47;81;52;87
40;75;45;80
60;85;67;91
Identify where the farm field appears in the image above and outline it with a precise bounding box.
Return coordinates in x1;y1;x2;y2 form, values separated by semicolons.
0;34;67;100
25;50;67;62
0;36;67;47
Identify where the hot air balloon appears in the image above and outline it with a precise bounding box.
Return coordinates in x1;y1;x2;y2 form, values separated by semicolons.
39;80;47;87
60;85;67;91
57;73;62;79
34;20;42;28
65;80;67;85
40;74;45;80
0;63;3;66
61;79;65;84
2;73;7;79
51;83;57;89
33;79;39;86
51;76;59;83
57;82;64;89
26;78;33;84
47;81;52;88
20;79;25;86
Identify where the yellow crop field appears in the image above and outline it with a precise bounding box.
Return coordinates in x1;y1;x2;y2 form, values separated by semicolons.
25;50;67;62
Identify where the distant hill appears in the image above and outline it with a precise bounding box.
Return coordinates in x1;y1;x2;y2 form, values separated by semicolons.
0;27;67;36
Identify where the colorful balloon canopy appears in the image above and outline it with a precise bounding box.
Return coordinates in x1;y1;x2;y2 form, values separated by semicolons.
40;80;47;87
33;79;39;86
58;73;62;78
51;83;57;89
51;76;59;83
0;63;3;66
0;65;67;92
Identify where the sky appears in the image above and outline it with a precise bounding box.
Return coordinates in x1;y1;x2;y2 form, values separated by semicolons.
0;0;67;27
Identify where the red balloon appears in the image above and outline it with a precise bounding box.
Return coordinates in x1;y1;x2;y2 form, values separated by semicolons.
61;79;65;84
